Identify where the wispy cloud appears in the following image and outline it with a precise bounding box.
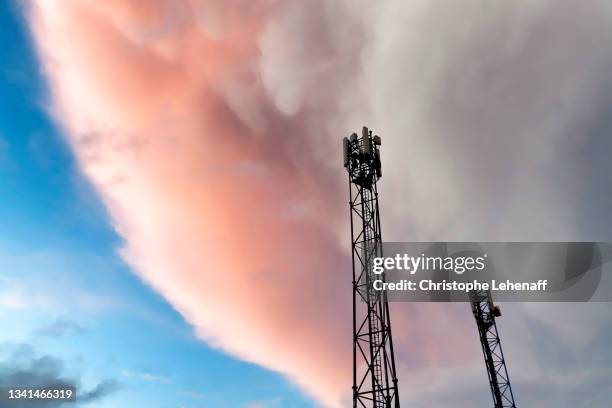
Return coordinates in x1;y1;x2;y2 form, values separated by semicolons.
35;319;86;338
0;280;53;311
78;379;120;404
121;369;171;384
0;291;29;310
243;396;283;408
179;390;206;399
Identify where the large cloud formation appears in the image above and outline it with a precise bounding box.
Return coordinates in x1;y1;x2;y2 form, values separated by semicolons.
25;0;612;406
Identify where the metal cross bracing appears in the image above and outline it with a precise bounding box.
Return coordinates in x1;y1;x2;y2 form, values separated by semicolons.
469;290;517;408
344;127;400;408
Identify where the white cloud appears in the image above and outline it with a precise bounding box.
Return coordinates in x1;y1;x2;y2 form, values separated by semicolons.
121;369;171;384
0;291;28;310
243;397;282;408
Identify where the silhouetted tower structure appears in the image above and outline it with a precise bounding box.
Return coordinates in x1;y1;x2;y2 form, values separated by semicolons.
469;290;517;407
344;127;400;408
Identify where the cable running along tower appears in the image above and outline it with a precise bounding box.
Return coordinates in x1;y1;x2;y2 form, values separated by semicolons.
344;127;400;408
469;290;517;407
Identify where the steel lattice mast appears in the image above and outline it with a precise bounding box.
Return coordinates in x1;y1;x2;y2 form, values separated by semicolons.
344;127;400;408
469;290;517;408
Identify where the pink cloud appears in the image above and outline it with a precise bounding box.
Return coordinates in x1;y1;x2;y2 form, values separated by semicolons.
27;1;354;405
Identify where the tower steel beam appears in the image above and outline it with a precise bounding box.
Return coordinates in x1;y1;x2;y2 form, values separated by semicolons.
469;290;517;408
344;127;400;408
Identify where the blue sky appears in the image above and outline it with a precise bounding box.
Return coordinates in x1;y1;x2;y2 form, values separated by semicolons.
0;3;315;407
